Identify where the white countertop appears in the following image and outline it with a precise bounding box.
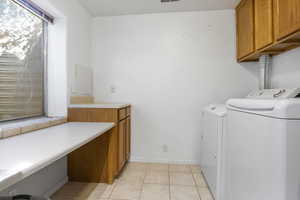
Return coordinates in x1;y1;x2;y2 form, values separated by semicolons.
0;122;115;191
68;103;130;109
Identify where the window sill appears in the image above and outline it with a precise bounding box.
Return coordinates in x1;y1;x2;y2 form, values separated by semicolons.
0;116;67;139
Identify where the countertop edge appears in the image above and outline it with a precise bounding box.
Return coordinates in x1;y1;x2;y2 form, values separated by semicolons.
21;122;115;178
68;104;130;109
0;122;115;192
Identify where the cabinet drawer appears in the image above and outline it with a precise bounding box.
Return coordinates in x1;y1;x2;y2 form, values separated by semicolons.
119;108;127;121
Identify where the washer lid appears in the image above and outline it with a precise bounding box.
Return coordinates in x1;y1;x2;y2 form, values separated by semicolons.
227;98;300;119
204;104;227;117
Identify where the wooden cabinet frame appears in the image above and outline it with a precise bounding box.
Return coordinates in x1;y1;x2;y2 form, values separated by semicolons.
236;0;255;59
236;0;300;62
68;106;131;184
254;0;274;50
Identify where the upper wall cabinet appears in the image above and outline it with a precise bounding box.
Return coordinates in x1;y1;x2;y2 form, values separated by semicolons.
275;0;300;40
236;0;300;62
255;0;274;50
236;0;255;59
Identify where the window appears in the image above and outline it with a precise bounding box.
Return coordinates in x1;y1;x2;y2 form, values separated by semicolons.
0;0;52;121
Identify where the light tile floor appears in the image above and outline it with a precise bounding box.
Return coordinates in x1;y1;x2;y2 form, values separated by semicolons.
51;162;214;200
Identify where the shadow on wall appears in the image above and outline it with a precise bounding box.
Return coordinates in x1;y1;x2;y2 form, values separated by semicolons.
271;48;300;88
237;47;300;89
239;61;259;81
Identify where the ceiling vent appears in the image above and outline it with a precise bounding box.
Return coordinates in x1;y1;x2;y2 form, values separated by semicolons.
161;0;180;3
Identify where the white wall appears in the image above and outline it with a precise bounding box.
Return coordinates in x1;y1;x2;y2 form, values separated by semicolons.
91;10;258;164
243;43;300;89
270;48;300;88
47;0;93;100
33;0;93;107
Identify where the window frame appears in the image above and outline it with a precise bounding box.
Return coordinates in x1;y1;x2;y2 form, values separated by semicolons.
11;0;54;23
43;21;48;118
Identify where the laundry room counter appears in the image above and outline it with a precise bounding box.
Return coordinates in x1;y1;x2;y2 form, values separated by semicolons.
68;103;130;109
0;122;115;191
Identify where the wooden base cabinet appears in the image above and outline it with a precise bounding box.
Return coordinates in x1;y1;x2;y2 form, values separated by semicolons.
117;108;131;171
68;106;131;183
125;117;131;161
68;129;111;183
118;119;126;170
118;116;131;171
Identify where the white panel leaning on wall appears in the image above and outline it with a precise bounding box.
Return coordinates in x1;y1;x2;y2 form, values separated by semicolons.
72;64;93;96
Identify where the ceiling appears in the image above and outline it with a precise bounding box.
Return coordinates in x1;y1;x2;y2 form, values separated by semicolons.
77;0;240;17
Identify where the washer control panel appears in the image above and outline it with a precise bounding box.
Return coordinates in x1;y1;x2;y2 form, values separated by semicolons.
247;88;300;99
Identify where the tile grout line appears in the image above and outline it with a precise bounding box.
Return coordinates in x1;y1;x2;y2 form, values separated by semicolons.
106;179;118;199
191;165;202;200
54;163;210;200
137;164;148;200
168;163;171;200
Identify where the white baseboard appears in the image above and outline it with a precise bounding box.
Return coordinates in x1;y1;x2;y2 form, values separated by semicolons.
130;156;200;165
44;177;68;198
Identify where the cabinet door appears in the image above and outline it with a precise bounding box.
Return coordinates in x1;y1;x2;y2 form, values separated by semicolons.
118;119;126;170
236;0;255;59
109;127;119;178
255;0;274;49
125;117;131;160
68;132;110;183
275;0;300;40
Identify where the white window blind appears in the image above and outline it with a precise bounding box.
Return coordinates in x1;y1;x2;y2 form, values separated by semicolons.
0;0;46;121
